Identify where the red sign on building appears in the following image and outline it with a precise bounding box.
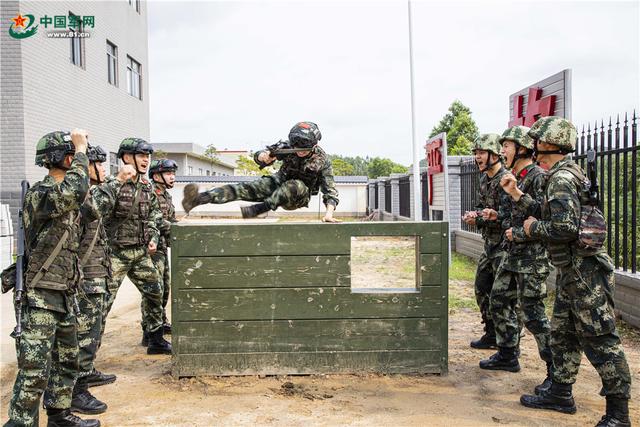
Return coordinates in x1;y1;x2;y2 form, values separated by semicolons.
425;138;444;205
509;87;556;127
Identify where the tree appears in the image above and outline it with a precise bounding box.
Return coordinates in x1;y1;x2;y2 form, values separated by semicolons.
235;155;274;176
429;100;479;155
331;158;355;176
203;144;218;161
367;157;408;179
152;149;168;160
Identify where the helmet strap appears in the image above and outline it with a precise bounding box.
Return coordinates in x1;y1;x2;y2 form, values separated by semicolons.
478;152;500;173
508;144;532;169
91;163;104;184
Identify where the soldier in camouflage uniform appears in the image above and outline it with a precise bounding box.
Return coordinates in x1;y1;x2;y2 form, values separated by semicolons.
102;138;172;355
182;122;340;221
462;134;510;350
503;117;631;427
479;126;553;388
70;146;137;414
140;159;178;345
5;130;100;427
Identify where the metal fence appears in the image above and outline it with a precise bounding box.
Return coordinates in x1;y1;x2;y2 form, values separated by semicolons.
399;176;411;218
384;181;392;213
458;112;638;273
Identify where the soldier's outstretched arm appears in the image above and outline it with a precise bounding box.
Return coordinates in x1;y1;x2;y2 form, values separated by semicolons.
319;162;339;208
40;152;90;219
81;177;124;223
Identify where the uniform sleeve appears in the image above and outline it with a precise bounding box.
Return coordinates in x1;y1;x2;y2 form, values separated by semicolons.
514;173;546;219
319;160;339;207
147;189;162;246
81;178;122;223
37;152;90;220
529;173;579;242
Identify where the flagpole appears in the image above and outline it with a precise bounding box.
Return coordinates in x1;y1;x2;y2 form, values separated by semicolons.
408;0;422;221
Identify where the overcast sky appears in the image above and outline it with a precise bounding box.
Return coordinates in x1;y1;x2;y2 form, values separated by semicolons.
148;0;639;165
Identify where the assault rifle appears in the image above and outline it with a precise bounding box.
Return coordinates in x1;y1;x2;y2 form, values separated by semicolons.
12;180;30;340
586;148;599;207
255;141;310;169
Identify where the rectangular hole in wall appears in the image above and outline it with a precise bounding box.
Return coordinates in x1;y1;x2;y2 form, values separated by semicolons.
350;235;419;293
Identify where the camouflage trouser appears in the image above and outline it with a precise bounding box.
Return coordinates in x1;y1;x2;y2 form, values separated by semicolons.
474;249;504;336
490;266;551;361
104;246;163;334
551;255;631;398
142;250;170;330
7;304;78;427
76;278;107;379
205;175;311;210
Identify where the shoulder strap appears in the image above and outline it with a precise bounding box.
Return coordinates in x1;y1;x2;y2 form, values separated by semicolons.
80;218;102;267
29;212;77;288
108;183;142;233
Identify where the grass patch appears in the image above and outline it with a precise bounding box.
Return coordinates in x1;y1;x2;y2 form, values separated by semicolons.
448;292;478;311
449;253;477;281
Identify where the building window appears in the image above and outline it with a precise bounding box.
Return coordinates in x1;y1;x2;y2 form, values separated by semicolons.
198;168;203;176
206;170;210;176
69;13;84;68
107;41;118;86
126;56;142;99
110;152;119;175
188;166;193;175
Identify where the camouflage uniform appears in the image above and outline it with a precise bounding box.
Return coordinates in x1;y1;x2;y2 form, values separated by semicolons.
519;157;631;397
518;117;631;425
491;162;552;361
143;183;176;330
76;179;122;379
471;134;510;343
6;147;89;426
102;175;164;334
204;145;339;210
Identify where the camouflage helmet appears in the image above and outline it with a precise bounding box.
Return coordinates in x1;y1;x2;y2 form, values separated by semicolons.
472;133;502;156
288;122;322;149
500;126;534;150
117;137;154;159
35;131;75;167
87;144;107;163
528;116;577;152
149;159;178;175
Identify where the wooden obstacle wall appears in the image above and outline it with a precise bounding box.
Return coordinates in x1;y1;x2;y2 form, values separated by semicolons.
171;221;449;376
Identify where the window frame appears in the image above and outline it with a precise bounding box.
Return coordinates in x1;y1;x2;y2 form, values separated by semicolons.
107;40;118;86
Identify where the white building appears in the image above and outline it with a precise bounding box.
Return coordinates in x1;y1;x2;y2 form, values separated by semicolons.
1;0;150;218
152;142;236;176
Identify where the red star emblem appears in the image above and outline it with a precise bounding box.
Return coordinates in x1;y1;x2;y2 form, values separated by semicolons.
11;14;27;28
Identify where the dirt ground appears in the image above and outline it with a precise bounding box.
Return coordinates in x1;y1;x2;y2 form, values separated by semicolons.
1;277;637;426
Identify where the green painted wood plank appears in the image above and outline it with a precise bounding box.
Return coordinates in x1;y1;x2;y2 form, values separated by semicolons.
174;256;350;289
440;222;450;374
173;350;444;377
174;286;444;321
172;222;442;257
176;318;443;354
420;254;442;285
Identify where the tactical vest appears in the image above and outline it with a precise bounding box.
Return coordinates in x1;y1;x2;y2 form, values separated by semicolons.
108;180;152;247
79;219;110;279
25;212;81;291
155;187;174;250
278;148;325;194
478;168;508;246
542;161;599;267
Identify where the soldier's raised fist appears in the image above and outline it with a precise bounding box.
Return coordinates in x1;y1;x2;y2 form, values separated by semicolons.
116;164;137;182
70;128;88;153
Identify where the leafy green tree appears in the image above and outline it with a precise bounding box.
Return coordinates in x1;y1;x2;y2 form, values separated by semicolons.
235;155;273;176
367;157;408;178
429;100;479;155
152;149;168;160
331;158;355;176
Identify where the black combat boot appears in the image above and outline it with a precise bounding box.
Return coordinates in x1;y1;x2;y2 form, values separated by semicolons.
534;362;553;395
147;328;172;355
141;330;149;347
182;184;213;214
241;202;270;219
70;387;107;415
76;370;116;388
163;322;172;335
595;396;631;427
479;347;521;372
520;381;577;414
46;408;100;427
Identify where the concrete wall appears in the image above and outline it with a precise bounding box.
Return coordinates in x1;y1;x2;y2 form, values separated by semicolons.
454;230;640;329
